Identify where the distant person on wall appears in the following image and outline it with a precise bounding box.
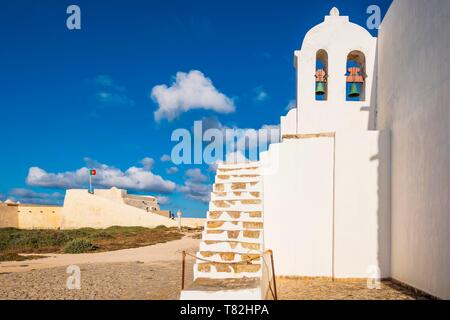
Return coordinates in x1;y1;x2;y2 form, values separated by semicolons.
177;209;182;230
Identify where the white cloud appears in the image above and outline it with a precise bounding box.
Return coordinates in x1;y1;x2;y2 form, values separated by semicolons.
151;70;235;122
199;116;224;131
96;91;135;107
208;162;219;172
179;181;211;204
8;188;64;205
87;75;134;107
156;195;170;205
225;150;249;163
185;168;208;183
26;157;176;194
193;117;280;163
166;166;179;174
140;157;154;170
285;99;296;111
253;86;269;102
160;154;172;162
198;117;279;147
178;168;211;203
89;75;125;91
219;124;280;153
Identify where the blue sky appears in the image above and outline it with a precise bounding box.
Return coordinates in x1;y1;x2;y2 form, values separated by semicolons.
0;0;392;217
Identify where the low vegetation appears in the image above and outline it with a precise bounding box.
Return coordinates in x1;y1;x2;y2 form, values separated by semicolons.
0;226;198;261
63;238;97;253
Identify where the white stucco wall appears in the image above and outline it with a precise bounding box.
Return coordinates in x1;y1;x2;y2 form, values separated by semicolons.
264;8;390;280
377;0;450;299
262;132;389;279
280;109;297;136
333;131;390;278
262;138;334;276
297;106;373;134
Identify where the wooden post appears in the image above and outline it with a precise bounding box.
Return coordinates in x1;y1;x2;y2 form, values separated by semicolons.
268;250;278;300
181;251;186;290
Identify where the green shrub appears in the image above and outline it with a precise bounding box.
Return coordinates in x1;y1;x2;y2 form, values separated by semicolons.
104;226;148;234
63;238;97;253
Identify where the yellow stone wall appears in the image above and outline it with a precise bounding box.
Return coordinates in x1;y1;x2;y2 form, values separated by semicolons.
0;204;62;229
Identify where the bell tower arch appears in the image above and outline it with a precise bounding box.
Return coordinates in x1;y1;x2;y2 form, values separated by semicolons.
282;7;378;135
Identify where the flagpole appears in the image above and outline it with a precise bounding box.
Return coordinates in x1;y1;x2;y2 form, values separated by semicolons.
89;173;92;193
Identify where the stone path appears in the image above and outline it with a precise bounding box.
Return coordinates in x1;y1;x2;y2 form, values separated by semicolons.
276;277;430;300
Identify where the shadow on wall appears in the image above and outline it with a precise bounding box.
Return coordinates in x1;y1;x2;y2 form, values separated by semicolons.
360;43;378;131
366;43;391;278
357;44;390;279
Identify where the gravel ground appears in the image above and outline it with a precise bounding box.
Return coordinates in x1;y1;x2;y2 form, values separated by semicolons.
0;262;428;300
276;277;431;300
0;259;194;300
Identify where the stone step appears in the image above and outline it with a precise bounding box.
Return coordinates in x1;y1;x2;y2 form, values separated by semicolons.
215;174;261;184
194;263;262;279
199;240;262;253
197;251;263;263
216;168;261;176
207;210;262;221
217;162;260;170
206;220;263;231
202;229;263;243
187;159;264;284
209;200;262;212
214;180;261;191
180;277;263;300
211;191;261;201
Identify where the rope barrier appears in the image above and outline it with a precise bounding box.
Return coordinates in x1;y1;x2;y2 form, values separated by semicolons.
181;249;278;300
184;250;270;264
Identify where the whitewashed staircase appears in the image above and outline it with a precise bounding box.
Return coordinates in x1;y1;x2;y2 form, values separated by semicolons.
180;161;267;299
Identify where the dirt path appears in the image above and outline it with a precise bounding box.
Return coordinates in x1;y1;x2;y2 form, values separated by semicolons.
0;260;196;300
0;236;199;300
0;236;200;273
0;237;429;300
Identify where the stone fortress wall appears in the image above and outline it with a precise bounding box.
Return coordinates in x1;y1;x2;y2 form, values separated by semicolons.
0;203;62;229
0;187;204;229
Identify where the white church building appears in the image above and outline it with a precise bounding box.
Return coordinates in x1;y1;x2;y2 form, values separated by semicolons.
181;1;450;300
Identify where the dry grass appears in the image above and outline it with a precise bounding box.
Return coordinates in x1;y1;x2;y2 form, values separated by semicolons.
0;253;46;262
0;226;184;260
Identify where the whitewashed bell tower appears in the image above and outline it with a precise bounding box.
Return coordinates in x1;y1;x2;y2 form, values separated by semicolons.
281;7;378;135
182;8;391;300
263;7;390;281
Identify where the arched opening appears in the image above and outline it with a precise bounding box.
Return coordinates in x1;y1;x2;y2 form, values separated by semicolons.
315;49;328;101
346;50;366;101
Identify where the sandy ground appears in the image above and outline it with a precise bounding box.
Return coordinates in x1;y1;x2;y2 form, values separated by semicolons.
276;278;430;300
0;260;195;300
0;237;428;300
0;236;200;273
0;236;199;300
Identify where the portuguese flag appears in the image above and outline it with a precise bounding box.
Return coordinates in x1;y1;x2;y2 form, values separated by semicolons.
89;169;96;176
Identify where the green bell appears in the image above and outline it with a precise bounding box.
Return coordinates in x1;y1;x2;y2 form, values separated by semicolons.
315;81;325;96
348;82;360;98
